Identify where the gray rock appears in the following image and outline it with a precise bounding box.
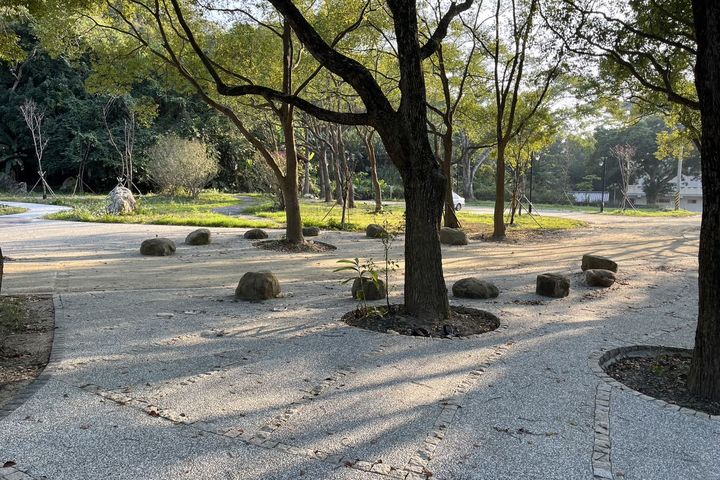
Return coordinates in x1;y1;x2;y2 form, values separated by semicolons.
185;228;211;245
585;269;616;287
244;228;268;240
366;224;387;238
440;227;468;246
452;278;499;299
582;254;618;273
59;177;76;193
235;272;281;301
140;238;176;256
302;226;320;237
107;186;138;215
536;273;570;298
351;277;387;301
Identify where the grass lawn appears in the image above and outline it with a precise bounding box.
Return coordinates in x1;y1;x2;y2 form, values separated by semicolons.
465;199;700;217
0;192;584;233
604;208;699;217
0;205;27;215
0;192;279;228
249;200;586;233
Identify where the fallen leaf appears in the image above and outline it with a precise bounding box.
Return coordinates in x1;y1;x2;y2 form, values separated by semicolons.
3;461;16;468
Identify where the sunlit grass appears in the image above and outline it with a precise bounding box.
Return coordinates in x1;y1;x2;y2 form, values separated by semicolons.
40;191;280;228
0;205;27;215
604;208;699;217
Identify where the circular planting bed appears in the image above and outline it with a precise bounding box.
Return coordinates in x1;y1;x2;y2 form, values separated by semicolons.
253;240;337;253
600;346;720;416
342;305;500;338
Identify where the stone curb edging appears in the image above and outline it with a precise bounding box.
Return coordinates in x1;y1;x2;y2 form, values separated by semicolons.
0;295;66;422
591;383;614;480
0;464;40;480
588;345;720;422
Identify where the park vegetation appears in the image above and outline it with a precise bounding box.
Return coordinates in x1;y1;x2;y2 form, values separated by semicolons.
0;0;718;400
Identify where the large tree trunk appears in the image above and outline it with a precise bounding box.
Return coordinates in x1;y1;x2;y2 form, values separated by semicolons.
492;142;507;239
688;0;720;401
399;154;450;321
364;132;383;212
279;22;304;245
282;182;304;244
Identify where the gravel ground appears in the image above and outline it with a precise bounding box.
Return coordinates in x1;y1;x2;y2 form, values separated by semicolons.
0;205;712;480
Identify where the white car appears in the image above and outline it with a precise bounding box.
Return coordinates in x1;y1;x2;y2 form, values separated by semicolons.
452;192;465;211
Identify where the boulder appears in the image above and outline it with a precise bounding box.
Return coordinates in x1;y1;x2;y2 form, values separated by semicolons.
536;273;570;298
185;228;211;245
452;278;499;299
59;177;76;193
351;277;387;301
235;271;281;301
581;254;618;273
302;226;321;237
0;173;25;194
366;224;387;239
440;227;468;246
244;228;268;240
107;186;138;215
140;238;176;256
585;269;616;288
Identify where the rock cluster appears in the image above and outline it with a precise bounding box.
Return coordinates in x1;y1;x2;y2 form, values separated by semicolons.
140;238;176;256
107;186;137;215
536;273;570;298
452;278;499;299
440;227;468;246
235;272;281;301
351;277;387;300
185;228;211;245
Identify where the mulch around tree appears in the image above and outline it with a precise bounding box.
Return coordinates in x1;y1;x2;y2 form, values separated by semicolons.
605;349;720;416
0;295;54;410
253;240;337;253
343;304;500;338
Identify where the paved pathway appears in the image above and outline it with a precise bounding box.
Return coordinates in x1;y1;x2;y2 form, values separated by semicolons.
0;203;715;480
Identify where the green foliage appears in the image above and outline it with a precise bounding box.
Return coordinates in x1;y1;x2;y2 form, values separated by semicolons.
0;204;26;215
145;135;219;197
334;257;380;309
35;191;280;228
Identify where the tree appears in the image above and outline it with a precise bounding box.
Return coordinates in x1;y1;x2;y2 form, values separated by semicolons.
426;5;480;228
19;98;52;198
469;0;564;239
196;0;475;320
688;0;720;401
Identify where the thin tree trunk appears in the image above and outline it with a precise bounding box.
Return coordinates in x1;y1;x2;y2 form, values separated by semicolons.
0;247;4;295
319;148;332;202
364;132;383;212
688;0;720;401
442;131;461;228
493;142;507;238
302;158;310;196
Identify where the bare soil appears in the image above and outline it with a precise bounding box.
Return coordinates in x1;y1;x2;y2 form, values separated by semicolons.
253;239;337;253
342;304;500;338
605;350;720;416
0;295;54;410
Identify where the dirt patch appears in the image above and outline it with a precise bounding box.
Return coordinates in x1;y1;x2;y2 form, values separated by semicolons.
342;304;500;338
605;349;720;416
0;295;54;410
254;239;337;253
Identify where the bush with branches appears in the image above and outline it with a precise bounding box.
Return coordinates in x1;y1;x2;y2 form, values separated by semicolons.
145;135;218;197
